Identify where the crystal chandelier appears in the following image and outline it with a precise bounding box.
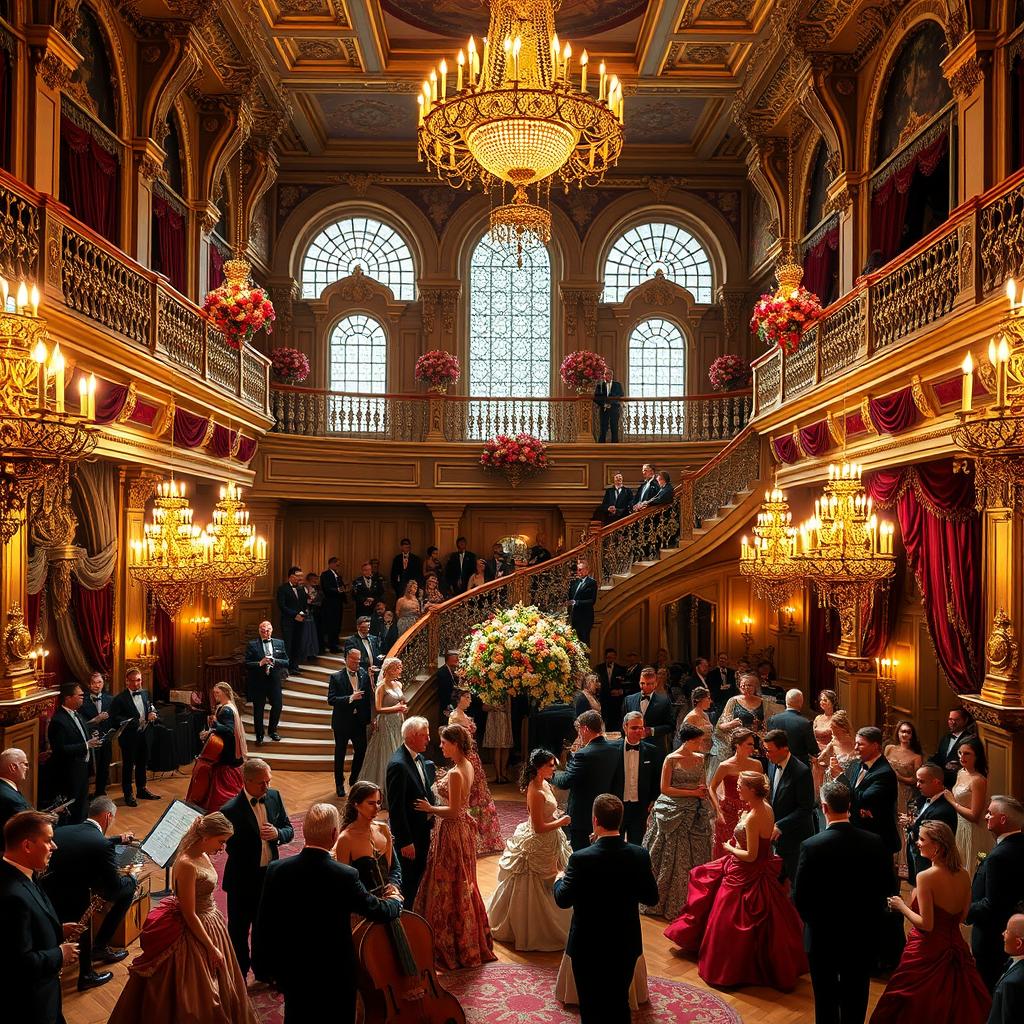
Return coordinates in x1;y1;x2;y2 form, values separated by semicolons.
205;481;268;610
0;277;97;544
417;0;625;260
796;461;896;661
739;488;801;609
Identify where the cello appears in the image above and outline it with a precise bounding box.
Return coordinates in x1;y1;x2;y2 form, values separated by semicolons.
184;721;224;810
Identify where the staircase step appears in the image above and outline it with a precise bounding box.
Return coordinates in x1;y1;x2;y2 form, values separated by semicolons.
284;675;331;697
243;734;336;756
251;751;337;771
244;703;332;725
241;715;332;738
277;688;330;711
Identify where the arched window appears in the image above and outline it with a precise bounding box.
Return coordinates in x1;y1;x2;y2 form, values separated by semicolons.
302;217;415;300
627;318;686;436
328;313;388;433
603;223;713;303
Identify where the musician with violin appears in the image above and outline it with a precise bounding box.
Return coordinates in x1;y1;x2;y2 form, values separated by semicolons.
82;672;115;798
185;682;246;813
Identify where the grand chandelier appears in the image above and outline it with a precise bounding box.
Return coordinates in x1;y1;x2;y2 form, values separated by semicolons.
952;279;1024;514
0;277;97;544
205;481;268;610
417;0;624;259
739;488;801;609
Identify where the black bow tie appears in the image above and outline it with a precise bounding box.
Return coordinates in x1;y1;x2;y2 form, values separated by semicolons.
250;797;265;806
625;743;641;752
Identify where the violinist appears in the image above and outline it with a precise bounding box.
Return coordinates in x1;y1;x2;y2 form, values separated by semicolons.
186;683;246;813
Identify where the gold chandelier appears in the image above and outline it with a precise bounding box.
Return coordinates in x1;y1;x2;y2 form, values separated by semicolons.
417;0;624;258
796;462;896;661
205;481;268;610
739;488;801;609
952;280;1024;514
0;277;97;544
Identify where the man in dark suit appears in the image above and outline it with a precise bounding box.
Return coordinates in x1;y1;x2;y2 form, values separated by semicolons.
244;620;290;745
345;616;382;679
987;913;1024;1022
47;683;101;823
484;542;515;582
352;560;386;620
601;473;633;522
553;710;623;851
42;797;137;991
622;667;675;750
568;558;597;648
444;536;477;595
929;707;977;788
318;556;346;653
0;747;32;832
593;369;624;444
389;538;423;597
614;713;662;844
902;763;959;884
253;802;402;1023
109;668;160;807
436;650;460;720
81;673;114;797
793;780;892;1024
630;463;658;511
276;565;308;673
385;717;436;908
967;795;1024;991
764;729;816;883
0;810;82;1024
595;647;629;731
220;758;293;979
327;648;371;798
766;689;820;766
554;794;659;1024
705;652;737;711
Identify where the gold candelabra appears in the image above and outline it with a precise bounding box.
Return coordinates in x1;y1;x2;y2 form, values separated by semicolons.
875;655;900;740
126;634;158;675
739;488;801;609
205;481;268;610
739;616;754;656
189;614;210;676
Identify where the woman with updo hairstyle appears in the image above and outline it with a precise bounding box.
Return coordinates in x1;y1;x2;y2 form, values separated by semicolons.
706;727;763;858
334;781;401;898
664;768;808;991
186;681;246;812
447;688;503;854
818;708;858;786
108;812;259;1023
412;724;496;969
811;689;840;795
487;749;573;950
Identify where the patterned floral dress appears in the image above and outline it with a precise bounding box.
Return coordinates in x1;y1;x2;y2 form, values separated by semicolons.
451;712;504;854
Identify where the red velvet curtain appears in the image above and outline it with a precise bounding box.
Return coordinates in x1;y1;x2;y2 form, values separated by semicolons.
862;548;905;658
809;599;838;701
27;590;40;639
799;421;833;458
60;115;120;244
209;243;225;291
153;602;175;699
153;195;187;295
802;226;839;303
868;386;920;435
236;436;258;463
71;578;113;676
208;423;236;459
172;408;211;448
771;434;800;464
95;380;133;424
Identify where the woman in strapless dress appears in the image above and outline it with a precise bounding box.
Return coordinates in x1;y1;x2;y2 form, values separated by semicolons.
706;729;763;859
335;781;403;901
811;689;838;796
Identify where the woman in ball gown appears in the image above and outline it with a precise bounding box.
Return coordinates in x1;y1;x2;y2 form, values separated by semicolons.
683;686;714;769
448;688;504;854
334;782;402;897
870;820;991;1023
811;689;839;795
413;724;497;970
641;723;712;920
664;770;809;992
713;672;766;765
354;657;408;809
818;708;859;786
884;720;924;878
486;748;572;950
108;813;259;1024
395;579;423;636
573;672;603;720
483;694;513;784
944;737;993;880
186;682;246;813
707;729;762;858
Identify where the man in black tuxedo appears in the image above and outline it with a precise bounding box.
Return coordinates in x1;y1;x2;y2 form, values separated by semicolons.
42;797;137;991
929;707;977;788
595;647;629;732
0;747;32;832
276;565;308;673
764;729;816;883
444;536;477;595
988;914;1024;1022
766;689;820;766
593;369;624;444
352;560;386;620
244;621;289;745
327;648;371;797
630;463;658;511
47;684;101;823
967;795;1024;991
385;717;436;908
685;656;711;705
345;616;382;679
553;794;658;1024
614;713;662;844
553;710;623;851
622;667;675;751
705;652;737;712
253;802;402;1023
436;650;460;720
902;763;959;884
484;542;515;582
0;810;82;1024
319;556;346;653
568;558;597;648
793;780;892;1024
389;538;423;597
220;758;293;979
601;473;633;522
109;668;160;807
81;673;114;797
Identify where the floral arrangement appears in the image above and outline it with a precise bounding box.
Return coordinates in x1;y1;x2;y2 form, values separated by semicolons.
269;347;310;385
750;285;821;355
414;349;461;392
708;354;752;392
203;271;276;351
560;350;609;393
459;603;591;708
480;432;550;486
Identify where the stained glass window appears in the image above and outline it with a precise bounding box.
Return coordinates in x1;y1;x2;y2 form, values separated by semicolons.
603;223;713;303
302;217;415;300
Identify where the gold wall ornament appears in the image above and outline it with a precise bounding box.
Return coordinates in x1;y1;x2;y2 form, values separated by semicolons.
910;374;937;418
986;609;1020;677
2;602;32;668
860;395;879;435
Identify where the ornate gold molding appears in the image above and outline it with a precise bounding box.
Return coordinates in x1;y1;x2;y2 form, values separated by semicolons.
910;374;938;418
860;396;879;435
126;471;160;512
154;397;175;439
986;609;1020;678
560;286;600;342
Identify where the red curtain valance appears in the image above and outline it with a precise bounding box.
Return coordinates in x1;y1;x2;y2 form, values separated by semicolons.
172;407;212;448
236;436;258;463
799;421;833;458
868;386;920;435
771;434;800;464
802;225;839;305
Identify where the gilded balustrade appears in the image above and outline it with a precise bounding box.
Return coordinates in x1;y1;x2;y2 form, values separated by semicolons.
782;328;817;400
979;170;1024;292
156;289;204;374
206;331;241;392
818;293;864;379
0;183;39;282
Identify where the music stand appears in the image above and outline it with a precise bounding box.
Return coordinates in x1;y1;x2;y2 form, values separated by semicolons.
139;798;204;897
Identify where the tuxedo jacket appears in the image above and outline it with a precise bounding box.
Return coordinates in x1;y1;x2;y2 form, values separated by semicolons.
385;745;437;851
596;662;632;703
967;832;1024;974
109;688;156;749
220;788;294;893
0;780;31;832
768;755;817;851
275;582;308;625
327;667;372;725
929;728;977;787
244;637;289;693
553;736;623;836
352;575;386;616
705;666;737;705
319;568;346;608
47;707;92;774
436;665;459;716
554;835;657;962
444;550;477;593
568;576;597;632
646;483;674;506
622;690;675;742
484;556;515;582
43;821;134;918
907;795;959;877
80;692;114;737
988;958;1024;1024
390;552;423;595
344;632;382;673
601;485;633;520
766;708;820;765
592;379;624;410
844;756;901;852
0;859;66;1024
610;738;662;806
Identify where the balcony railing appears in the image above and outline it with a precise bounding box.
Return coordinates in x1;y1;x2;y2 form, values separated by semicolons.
0;169;271;417
751;165;1024;414
270;386;752;443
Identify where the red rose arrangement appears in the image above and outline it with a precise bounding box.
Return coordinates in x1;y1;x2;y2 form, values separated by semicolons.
270;347;310;385
560;350;609;393
480;432;550;486
708;354;752;392
750;286;821;355
414;349;461;392
203;276;276;351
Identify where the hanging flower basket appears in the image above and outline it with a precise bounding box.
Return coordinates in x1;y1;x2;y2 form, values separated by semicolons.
560;350;608;394
202;257;276;351
708;354;752;392
269;347;310;385
750;264;821;356
480;432;550;487
415;349;461;393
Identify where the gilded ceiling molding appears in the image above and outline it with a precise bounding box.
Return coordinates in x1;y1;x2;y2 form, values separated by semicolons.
153;397;175;439
125;470;160;512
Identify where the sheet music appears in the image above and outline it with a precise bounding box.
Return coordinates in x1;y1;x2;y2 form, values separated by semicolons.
140;799;203;869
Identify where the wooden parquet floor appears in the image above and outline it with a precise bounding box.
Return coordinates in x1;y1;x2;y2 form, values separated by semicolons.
63;768;890;1023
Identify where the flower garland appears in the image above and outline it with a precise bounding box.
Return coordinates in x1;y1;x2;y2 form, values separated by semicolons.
414;349;461;392
750;285;821;355
269;347;310;385
708;354;752;392
560;350;609;393
480;432;550;487
202;257;276;351
459;603;591;707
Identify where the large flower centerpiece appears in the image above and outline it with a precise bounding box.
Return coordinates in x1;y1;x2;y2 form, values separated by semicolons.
459;604;591;708
414;349;461;393
560;350;609;394
202;257;276;351
708;354;752;392
750;264;821;356
269;347;310;385
480;432;550;487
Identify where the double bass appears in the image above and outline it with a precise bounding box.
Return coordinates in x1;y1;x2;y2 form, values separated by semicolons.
184;720;224;810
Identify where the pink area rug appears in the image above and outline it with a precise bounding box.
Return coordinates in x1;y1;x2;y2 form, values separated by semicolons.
493;799;528;841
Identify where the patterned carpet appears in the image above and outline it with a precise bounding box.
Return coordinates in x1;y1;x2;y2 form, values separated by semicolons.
492;798;529;842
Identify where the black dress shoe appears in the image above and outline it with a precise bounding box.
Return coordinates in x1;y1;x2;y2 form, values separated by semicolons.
78;971;113;991
336;789;345;798
255;736;264;746
94;946;129;965
124;795;138;807
138;790;161;800
269;732;282;742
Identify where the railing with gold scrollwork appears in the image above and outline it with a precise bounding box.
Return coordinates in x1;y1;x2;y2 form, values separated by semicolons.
0;169;271;417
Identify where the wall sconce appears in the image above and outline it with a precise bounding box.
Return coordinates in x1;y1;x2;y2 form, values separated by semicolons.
875;655;899;741
781;606;797;633
189;614;211;676
875;656;898;681
127;635;159;675
739;616;754;655
28;646;50;677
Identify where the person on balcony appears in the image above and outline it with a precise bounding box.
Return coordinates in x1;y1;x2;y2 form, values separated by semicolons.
484;542;515;582
602;472;633;523
568;559;597;648
444;536;477;595
593;368;624;443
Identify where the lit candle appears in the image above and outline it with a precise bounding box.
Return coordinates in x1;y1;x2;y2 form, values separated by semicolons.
32;339;47;407
512;36;521;82
78;376;88;416
51;344;65;413
1007;278;1018;310
457;49;465;91
30;285;39;318
608;75;619;110
998;336;1011;407
439;59;448;101
562;42;572;85
481;36;489;86
741;535;749;560
599;61;607;100
961;352;973;412
417;94;424;125
87;373;96;420
551;33;560;77
580;49;588;92
467;37;477;86
16;280;27;312
429;69;437;103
